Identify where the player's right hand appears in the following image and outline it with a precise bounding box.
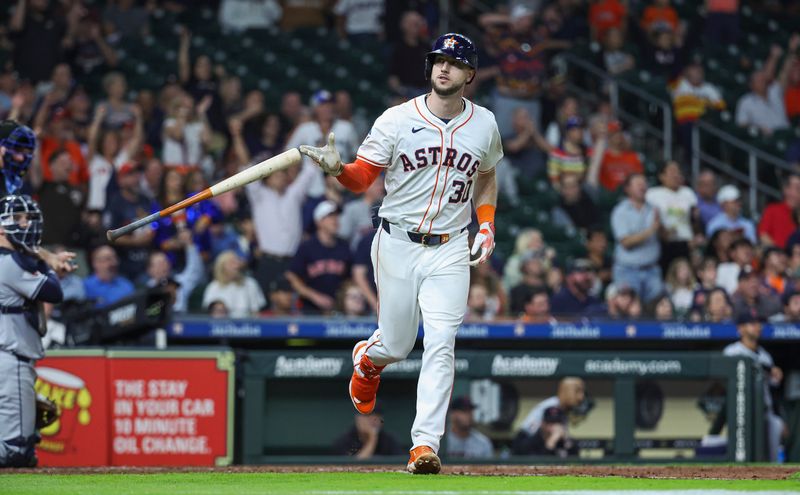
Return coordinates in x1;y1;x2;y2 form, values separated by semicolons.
299;132;343;176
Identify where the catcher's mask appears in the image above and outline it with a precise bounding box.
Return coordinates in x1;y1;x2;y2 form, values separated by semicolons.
0;194;43;254
0;120;36;194
425;33;478;84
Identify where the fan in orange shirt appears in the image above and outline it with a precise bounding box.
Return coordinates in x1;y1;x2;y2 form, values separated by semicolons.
641;0;680;36
589;0;627;41
587;120;643;193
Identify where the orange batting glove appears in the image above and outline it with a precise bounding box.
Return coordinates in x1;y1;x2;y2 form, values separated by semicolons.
469;221;495;266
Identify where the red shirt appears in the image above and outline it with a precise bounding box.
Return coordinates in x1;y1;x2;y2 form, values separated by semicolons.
40;137;90;186
598;150;643;192
758;201;796;249
589;0;627;40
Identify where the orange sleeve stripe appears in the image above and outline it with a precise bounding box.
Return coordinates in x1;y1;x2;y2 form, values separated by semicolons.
337;159;383;193
356;154;386;167
476;204;496;225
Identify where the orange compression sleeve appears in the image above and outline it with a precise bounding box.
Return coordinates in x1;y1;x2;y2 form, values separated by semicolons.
476;204;496;225
336;159;383;193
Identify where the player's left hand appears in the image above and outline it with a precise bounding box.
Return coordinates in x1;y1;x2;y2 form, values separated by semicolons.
469;222;495;266
299;132;343;176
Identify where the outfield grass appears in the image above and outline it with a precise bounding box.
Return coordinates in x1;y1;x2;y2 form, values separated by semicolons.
2;472;800;495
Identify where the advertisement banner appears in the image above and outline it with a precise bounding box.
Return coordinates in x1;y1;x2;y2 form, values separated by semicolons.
107;351;234;466
34;351;109;466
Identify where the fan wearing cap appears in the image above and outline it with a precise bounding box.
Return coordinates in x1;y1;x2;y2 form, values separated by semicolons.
723;312;785;461
546;116;595;189
550;258;601;316
586;118;643;193
284;89;358;196
513;406;578;457
332;403;404;458
705;185;757;243
730;265;782;321
285;201;351;314
445;396;493;459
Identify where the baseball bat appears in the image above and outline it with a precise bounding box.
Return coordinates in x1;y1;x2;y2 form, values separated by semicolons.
106;148;302;242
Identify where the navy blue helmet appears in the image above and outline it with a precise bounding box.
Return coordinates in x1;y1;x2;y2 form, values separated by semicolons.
0;194;43;254
0;120;36;195
425;33;478;83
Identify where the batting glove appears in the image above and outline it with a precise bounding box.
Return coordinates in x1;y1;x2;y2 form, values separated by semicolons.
469;222;495;266
299;132;343;176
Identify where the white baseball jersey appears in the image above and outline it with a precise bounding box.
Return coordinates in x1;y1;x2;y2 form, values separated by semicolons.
357;95;503;234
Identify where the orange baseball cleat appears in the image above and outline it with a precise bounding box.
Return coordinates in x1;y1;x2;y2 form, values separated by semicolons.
348;340;384;414
406;445;441;474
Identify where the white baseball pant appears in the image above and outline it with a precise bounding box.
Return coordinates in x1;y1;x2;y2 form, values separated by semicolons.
363;224;470;453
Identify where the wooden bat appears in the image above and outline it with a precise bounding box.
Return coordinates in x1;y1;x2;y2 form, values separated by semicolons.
106;148;302;242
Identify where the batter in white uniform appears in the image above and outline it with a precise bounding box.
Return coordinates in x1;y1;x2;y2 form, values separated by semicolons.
300;33;502;474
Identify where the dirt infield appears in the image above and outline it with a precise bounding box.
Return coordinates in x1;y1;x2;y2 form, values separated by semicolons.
8;465;799;480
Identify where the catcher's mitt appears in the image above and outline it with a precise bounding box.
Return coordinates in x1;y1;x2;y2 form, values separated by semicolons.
36;394;59;429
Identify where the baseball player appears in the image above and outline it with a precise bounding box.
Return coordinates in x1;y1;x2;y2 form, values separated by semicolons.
0;195;65;467
301;33;502;474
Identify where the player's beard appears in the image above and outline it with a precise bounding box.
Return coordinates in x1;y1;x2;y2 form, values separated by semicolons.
432;79;465;97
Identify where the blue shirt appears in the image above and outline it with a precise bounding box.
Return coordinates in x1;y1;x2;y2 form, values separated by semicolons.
83;274;135;308
550;286;601;316
705;213;757;243
696;197;722;228
611;199;660;268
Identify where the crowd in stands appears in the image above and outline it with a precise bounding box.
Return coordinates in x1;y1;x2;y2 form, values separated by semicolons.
2;0;800;325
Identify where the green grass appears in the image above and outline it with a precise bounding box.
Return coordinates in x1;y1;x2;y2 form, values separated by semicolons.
2;472;800;495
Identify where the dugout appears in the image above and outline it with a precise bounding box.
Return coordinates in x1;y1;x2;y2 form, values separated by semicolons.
239;350;765;464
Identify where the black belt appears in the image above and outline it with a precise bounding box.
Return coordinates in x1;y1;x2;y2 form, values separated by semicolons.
16;355;31;363
381;218;465;247
0;305;25;314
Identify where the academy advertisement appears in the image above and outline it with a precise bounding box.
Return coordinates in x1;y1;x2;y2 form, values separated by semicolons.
34;351;109;466
33;350;234;467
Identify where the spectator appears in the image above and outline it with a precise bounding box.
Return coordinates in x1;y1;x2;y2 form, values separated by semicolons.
480;5;570;135
758;174;800;249
672;61;725;156
36;148;84;247
162;93;213;172
550;259;601;316
731;266;782;321
64;12;118;79
665;258;695;316
640;0;680;37
716;238;754;295
466;282;496;322
690;257;720;314
705;185;756;244
783;34;800;121
585;228;613;294
702;287;733;322
695;169;722;228
770;289;800;323
218;0;282;32
707;228;734;264
586;119;644;193
104;162;156;280
280;0;329;31
99;72;134;129
388;11;429;99
38;110;90;188
140;157;163;201
9;0;69;84
337;281;369;317
339;178;384;251
650;293;676;320
642;27;684;82
202;250;265;317
509;255;547;315
472;261;507;318
789;238;800;279
547;116;593;188
723;312;785;462
334;0;384;45
597;27;635;75
594;284;643;320
285;89;358;196
520;287;553;323
589;0;627;42
178;27;221;118
445;396;493;459
279;91;307;134
762;247;788;296
513;406;578;457
334;90;369;141
143;237;205;313
83;245;135;308
262;277;297;316
286;201;352;314
704;0;739;45
519;377;586;434
735;47;790;135
645;160;697;274
333;406;404;458
551;173;600;234
208;300;229;318
503;228;554;292
504;107;548;178
103;0;150;39
611;174;663;303
351;227;378;314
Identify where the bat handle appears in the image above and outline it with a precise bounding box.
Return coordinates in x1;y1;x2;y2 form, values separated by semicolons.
106;212;160;242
